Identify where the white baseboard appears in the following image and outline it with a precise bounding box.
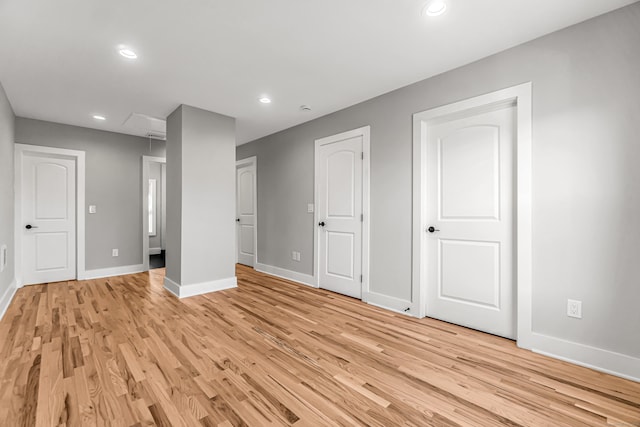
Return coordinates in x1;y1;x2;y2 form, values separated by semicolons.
364;291;414;316
0;280;18;321
83;264;145;280
149;248;162;255
530;332;640;383
255;262;317;288
163;276;237;298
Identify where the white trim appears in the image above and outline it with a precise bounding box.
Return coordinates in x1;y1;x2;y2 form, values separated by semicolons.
364;291;413;316
236;156;258;268
149;248;162;256
83;264;145;280
14;144;87;284
0;280;17;321
531;333;640;383
142;156;166;272
412;83;533;346
163;276;237;298
314;126;371;295
148;178;157;236
255;262;317;288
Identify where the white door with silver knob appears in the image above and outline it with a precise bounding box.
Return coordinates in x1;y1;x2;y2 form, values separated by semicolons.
425;105;516;339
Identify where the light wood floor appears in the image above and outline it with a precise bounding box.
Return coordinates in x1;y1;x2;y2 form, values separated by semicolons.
1;265;638;426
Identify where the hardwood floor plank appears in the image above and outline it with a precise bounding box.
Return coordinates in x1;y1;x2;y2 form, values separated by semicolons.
0;265;638;426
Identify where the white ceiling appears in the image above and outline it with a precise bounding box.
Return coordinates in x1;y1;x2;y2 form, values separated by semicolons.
0;0;636;144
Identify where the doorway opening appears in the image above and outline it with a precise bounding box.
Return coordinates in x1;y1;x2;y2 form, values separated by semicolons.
142;156;166;270
236;157;257;267
14;144;86;286
412;83;532;347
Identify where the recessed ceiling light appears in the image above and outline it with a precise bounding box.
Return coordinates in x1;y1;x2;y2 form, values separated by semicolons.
423;0;447;17
300;105;312;112
259;97;272;104
93;115;106;121
118;48;138;59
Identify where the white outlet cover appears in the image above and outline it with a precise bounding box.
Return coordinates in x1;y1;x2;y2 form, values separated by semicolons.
89;205;97;214
567;299;582;319
307;203;314;213
112;249;119;257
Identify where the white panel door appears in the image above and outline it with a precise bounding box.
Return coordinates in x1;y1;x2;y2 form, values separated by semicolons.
318;135;363;299
426;105;515;339
236;162;256;267
21;153;77;285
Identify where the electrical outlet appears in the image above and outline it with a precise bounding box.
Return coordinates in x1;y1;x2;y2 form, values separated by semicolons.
307;203;314;213
89;205;97;214
567;299;582;319
291;251;301;261
112;249;119;257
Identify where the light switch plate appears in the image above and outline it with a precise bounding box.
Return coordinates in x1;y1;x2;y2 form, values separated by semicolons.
89;205;97;214
307;203;314;213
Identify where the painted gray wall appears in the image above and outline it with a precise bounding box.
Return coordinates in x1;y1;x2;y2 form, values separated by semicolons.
165;109;182;283
14;118;166;271
148;161;163;251
166;105;236;286
0;82;15;297
238;3;640;358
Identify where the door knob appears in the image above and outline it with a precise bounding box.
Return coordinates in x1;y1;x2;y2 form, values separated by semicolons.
318;221;326;227
236;218;240;222
25;224;38;230
427;226;440;233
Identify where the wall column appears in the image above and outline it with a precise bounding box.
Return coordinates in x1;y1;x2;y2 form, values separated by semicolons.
164;105;236;297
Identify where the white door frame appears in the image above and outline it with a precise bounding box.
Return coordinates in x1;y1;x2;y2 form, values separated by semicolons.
236;156;257;266
412;82;533;349
314;126;371;297
14;143;86;286
142;155;166;271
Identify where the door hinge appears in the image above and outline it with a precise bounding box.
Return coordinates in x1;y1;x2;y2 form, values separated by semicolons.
360;274;363;283
360;213;364;222
361;152;364;160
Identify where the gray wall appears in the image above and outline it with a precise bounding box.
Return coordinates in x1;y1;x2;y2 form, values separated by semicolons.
15;118;166;270
166;109;182;282
0;81;15;296
166;105;236;286
238;3;640;358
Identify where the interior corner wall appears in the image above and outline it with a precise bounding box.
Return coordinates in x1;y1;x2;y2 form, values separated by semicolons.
237;3;640;360
0;81;16;302
14;118;167;271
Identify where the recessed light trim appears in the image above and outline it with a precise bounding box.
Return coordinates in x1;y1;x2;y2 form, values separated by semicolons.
423;0;447;17
259;97;272;104
118;48;138;59
93;115;106;121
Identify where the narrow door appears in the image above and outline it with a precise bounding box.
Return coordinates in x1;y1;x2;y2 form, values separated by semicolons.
236;161;256;267
425;105;515;338
317;135;363;299
21;153;77;285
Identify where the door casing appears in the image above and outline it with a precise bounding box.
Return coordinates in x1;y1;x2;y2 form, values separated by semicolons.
142;155;166;271
236;156;257;267
412;82;533;349
14;143;86;286
314;126;370;298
